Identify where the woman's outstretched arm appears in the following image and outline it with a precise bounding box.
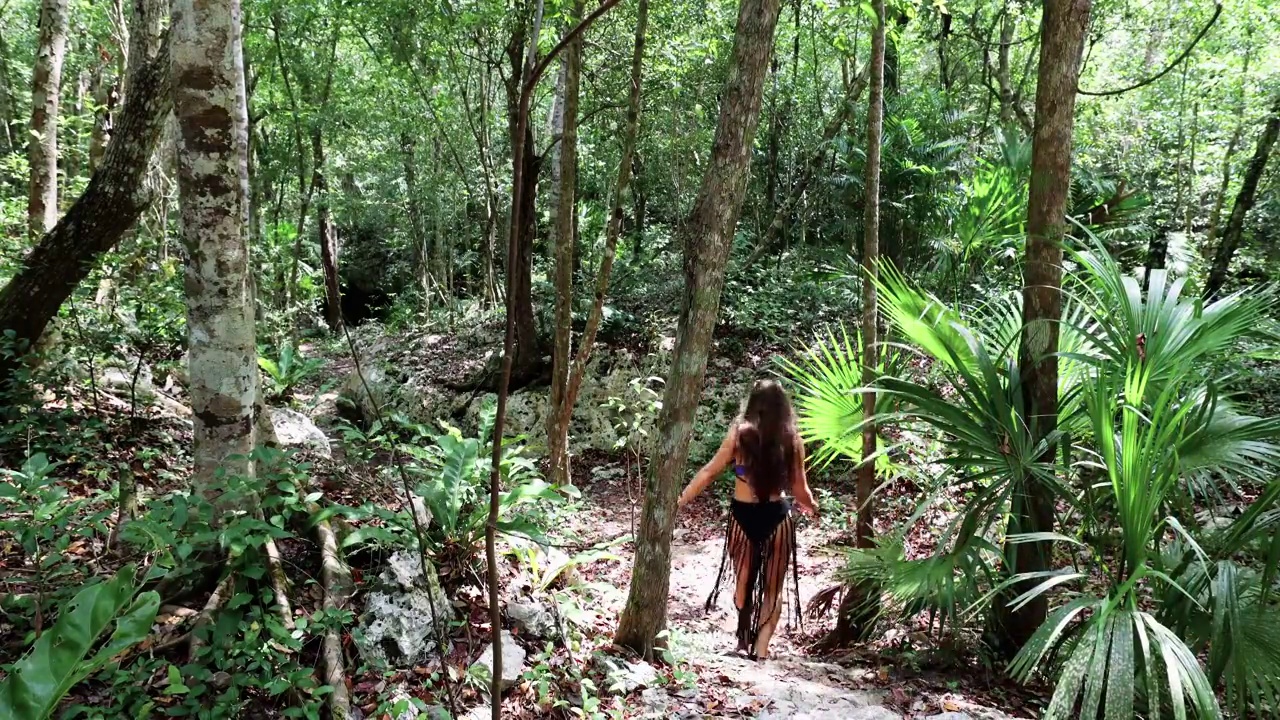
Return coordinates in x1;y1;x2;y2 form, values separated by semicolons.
791;436;818;515
677;424;737;508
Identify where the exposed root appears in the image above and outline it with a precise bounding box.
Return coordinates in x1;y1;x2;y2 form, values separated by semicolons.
263;537;294;629
187;573;234;661
315;514;353;720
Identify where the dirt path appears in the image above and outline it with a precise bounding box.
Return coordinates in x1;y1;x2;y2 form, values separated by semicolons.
563;465;1019;720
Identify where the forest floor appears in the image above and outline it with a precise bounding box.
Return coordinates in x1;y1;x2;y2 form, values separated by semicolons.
0;317;1053;720
517;450;1049;720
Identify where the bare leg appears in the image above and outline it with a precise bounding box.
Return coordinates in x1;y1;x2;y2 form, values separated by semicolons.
752;518;794;660
730;521;751;651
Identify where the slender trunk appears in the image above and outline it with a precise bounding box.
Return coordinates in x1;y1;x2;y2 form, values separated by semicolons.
750;63;869;267
857;0;885;555
1205;48;1251;253
546;0;585;487
825;0;885;648
631;153;646;260
549;0;648;487
28;0;70;239
0;36;171;386
1203;93;1280;301
312;126;342;331
993;0;1091;658
488;1;623;710
171;0;259;501
504;3;545;383
614;0;781;659
402;131;430;299
88;70;118;172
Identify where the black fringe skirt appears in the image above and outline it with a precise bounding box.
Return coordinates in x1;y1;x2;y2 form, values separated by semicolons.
705;498;802;658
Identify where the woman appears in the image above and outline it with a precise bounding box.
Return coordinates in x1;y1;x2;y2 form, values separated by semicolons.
677;379;817;660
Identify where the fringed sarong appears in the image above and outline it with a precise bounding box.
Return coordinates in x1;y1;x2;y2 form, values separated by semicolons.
705;499;802;659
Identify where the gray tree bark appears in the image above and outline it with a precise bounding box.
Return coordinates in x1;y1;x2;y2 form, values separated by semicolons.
545;0;584;488
171;0;259;500
27;0;70;239
613;0;781;659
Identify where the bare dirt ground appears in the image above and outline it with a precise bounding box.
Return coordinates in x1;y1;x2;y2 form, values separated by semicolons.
557;456;1047;720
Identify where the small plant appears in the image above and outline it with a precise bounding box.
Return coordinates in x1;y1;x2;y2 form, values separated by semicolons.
0;453;110;628
403;401;569;579
0;565;159;720
258;343;324;401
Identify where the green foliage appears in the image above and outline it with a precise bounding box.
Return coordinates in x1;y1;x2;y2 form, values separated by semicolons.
410;409;565;554
777;323;903;469
257;343;325;401
0;453;110;604
0;565;159;720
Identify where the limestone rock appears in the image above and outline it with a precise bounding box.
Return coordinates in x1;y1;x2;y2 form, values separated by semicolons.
922;713;973;720
506;598;557;638
596;656;660;694
337;364;391;426
470;630;526;692
354;551;453;669
269;407;331;457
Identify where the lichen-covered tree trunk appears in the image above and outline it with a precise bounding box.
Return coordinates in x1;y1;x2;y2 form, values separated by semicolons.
312;126;342;331
613;0;781;659
171;0;259;500
1202;93;1280;301
0;34;171;388
545;0;584;487
992;0;1091;659
27;0;70;239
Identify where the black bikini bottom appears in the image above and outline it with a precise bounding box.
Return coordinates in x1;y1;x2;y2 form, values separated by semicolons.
705;499;802;658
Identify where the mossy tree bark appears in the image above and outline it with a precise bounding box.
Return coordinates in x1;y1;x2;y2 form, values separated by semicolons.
0;31;171;388
613;0;781;659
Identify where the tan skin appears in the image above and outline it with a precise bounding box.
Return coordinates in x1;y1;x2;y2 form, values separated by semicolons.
677;423;817;658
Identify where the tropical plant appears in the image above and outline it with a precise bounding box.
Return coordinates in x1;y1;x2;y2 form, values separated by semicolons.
777;322;904;469
796;235;1280;717
0;565;159;720
257;343;324;401
405;402;569;576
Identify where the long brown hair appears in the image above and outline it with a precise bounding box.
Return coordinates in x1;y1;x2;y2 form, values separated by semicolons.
736;379;798;500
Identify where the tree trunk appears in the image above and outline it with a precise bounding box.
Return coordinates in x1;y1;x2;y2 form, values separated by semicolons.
171;0;259;501
504;3;544;383
992;0;1091;659
825;0;885;648
312;126;342;331
402;131;430;299
27;0;70;239
0;32;16;154
613;0;781;659
631;153;646;260
0;35;171;387
546;0;585;487
1202;93;1280;301
749;63;868;268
